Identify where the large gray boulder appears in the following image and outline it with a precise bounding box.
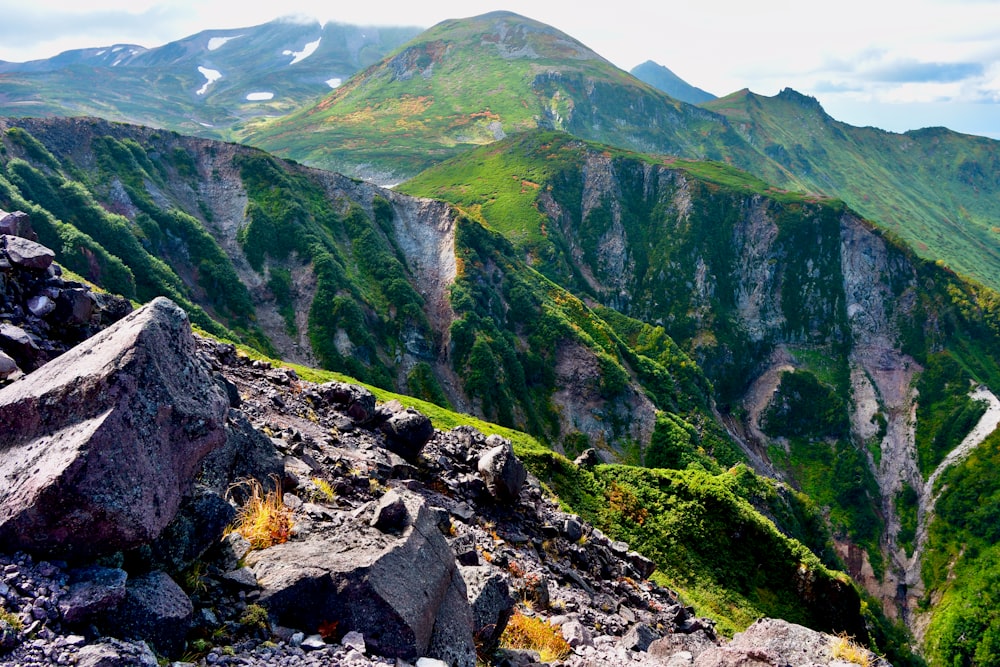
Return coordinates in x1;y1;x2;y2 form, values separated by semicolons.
2;234;53;270
460;565;514;654
248;490;475;665
0;297;229;560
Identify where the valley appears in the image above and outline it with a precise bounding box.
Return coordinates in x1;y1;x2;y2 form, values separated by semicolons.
1;9;1000;667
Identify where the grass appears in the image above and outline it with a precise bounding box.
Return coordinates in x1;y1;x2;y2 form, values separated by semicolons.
498;612;572;663
228;477;294;551
831;633;873;667
0;610;22;632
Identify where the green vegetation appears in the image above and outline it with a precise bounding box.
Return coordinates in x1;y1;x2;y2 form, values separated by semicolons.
915;353;989;478
896;484;919;558
922;430;1000;666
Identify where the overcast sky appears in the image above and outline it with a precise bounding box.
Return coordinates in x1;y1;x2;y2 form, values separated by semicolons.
1;0;999;138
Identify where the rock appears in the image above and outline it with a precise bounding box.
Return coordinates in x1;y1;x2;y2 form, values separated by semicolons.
0;210;36;240
621;622;658;651
148;489;236;572
342;630;366;653
0;619;18;651
626;550;656;579
54;288;95;325
427;567;477;667
561;619;593;648
477;440;527;503
103;571;193;658
379;406;434;462
573;448;602;467
561;518;583;543
300;635;327;650
248;490;475;664
59;566;128;625
220;567;258;592
649;630;718;660
493;648;541;667
0;350;19;380
195;409;283;498
0;323;39;370
699;618;889;667
27;294;55;317
2;235;54;270
76;639;158;667
371;489;411;533
0;297;230;560
307;381;376;424
460;565;514;654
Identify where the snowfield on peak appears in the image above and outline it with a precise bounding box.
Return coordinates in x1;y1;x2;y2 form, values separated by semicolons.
283;38;321;65
207;35;242;51
196;66;222;95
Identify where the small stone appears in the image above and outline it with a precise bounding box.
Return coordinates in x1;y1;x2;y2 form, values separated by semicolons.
301;634;327;650
342;630;366;653
370;489;409;533
27;295;56;317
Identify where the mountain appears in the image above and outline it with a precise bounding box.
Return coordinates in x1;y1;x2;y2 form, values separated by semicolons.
0;18;421;139
703;88;1000;294
242;11;771;185
630;60;716;104
400;130;1000;636
245;13;1000;296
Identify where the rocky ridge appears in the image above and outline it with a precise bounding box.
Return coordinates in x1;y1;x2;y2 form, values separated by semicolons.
0;216;889;665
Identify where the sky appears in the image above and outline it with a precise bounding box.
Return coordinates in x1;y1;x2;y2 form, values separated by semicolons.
1;0;999;138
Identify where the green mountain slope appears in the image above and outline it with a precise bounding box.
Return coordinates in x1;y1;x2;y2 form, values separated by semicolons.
0;18;420;139
401;130;1000;632
243;11;770;184
704;88;1000;292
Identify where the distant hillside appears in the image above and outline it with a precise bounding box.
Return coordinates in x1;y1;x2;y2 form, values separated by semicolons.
243;11;770;185
630;60;716;104
704;88;1000;294
0;18;421;139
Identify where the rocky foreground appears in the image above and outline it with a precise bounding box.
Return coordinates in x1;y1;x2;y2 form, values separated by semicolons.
0;214;888;666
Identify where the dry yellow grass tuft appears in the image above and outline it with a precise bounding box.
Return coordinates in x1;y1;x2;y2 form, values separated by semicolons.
499;612;572;663
830;633;872;667
229;478;294;550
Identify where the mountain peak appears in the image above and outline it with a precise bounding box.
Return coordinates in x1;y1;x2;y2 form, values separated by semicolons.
630;60;716;105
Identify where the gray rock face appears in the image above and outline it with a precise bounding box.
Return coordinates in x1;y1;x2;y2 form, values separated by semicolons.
248;490;474;664
0;297;229;560
477;439;527;502
103;571;193;658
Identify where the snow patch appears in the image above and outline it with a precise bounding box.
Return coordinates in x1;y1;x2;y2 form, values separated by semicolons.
196;66;222;96
208;35;242;51
96;50;106;56
325;77;342;89
246;92;274;101
282;38;321;65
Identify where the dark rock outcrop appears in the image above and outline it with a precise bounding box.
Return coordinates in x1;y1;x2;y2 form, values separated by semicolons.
0;297;229;560
247;490;475;665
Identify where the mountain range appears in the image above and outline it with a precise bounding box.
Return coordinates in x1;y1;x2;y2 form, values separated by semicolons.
1;10;1000;666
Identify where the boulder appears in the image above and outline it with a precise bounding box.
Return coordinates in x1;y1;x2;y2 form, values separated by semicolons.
248;490;475;664
306;381;376;424
460;565;514;654
621;622;659;651
427;568;477;667
197;409;284;498
0;297;230;560
371;489;410;533
477;439;527;503
0;210;36;240
2;235;54;270
0;350;19;380
693;618;889;667
103;571;193;658
378;405;434;462
0;323;39;370
59;566;128;625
